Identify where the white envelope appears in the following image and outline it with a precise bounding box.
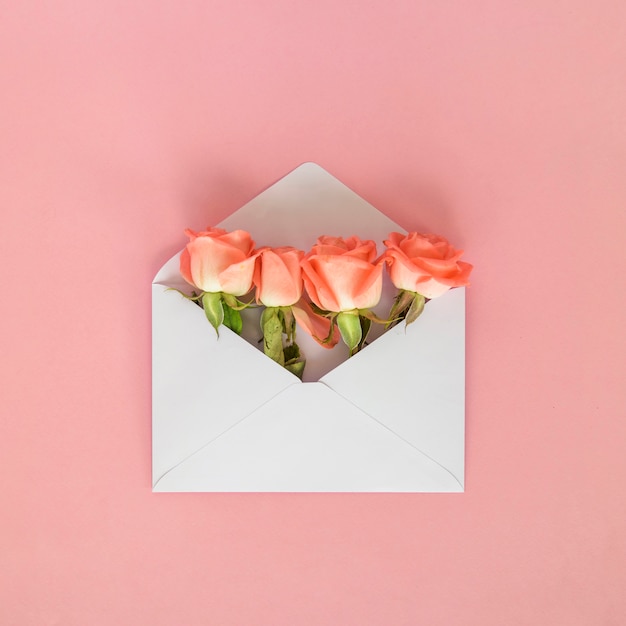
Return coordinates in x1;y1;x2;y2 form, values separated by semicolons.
152;163;465;492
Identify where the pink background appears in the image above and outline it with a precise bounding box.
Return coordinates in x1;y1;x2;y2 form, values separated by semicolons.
2;1;625;624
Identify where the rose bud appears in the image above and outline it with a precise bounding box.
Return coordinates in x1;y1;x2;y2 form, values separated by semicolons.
253;246;304;307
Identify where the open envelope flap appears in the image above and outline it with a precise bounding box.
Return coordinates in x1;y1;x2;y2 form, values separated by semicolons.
152;283;297;485
153;383;462;492
217;162;406;250
321;287;465;487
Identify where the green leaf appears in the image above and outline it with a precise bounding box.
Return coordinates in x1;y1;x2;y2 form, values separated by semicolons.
337;311;362;356
283;342;305;378
202;292;224;335
284;360;305;379
222;302;243;335
283;342;301;363
280;307;296;343
405;293;426;327
261;307;284;366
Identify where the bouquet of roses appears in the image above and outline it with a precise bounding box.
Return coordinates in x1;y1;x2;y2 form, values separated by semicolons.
177;226;472;378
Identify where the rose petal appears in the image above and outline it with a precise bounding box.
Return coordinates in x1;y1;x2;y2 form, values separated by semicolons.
217;253;258;296
292;300;339;349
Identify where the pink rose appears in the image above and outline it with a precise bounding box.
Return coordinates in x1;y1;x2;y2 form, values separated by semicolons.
383;232;472;298
180;227;257;296
253;246;304;307
301;236;384;312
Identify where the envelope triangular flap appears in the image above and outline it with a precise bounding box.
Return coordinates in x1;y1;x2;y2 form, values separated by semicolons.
152;282;297;484
153;383;462;492
321;288;465;487
218;162;406;250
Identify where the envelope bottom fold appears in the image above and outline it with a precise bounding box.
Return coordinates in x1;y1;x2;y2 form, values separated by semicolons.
153;384;462;492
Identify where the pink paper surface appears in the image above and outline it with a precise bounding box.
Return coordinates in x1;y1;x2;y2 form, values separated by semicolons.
1;2;625;624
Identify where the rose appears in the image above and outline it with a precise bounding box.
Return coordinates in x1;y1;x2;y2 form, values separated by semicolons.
253;246;305;375
253;246;304;307
383;232;472;299
301;236;384;312
301;236;384;354
179;226;257;335
253;246;336;375
180;227;257;296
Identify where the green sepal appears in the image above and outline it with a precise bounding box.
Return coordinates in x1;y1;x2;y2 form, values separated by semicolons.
261;307;284;366
166;287;205;301
309;302;334;318
222;293;256;311
386;289;415;328
405;293;426;327
358;309;389;325
319;313;338;345
357;315;372;352
222;302;243;335
222;293;238;309
202;292;224;335
337;311;362;356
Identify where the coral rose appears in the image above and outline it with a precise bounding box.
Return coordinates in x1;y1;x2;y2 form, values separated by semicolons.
301;236;384;312
253;246;304;307
180;227;257;296
383;232;472;299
